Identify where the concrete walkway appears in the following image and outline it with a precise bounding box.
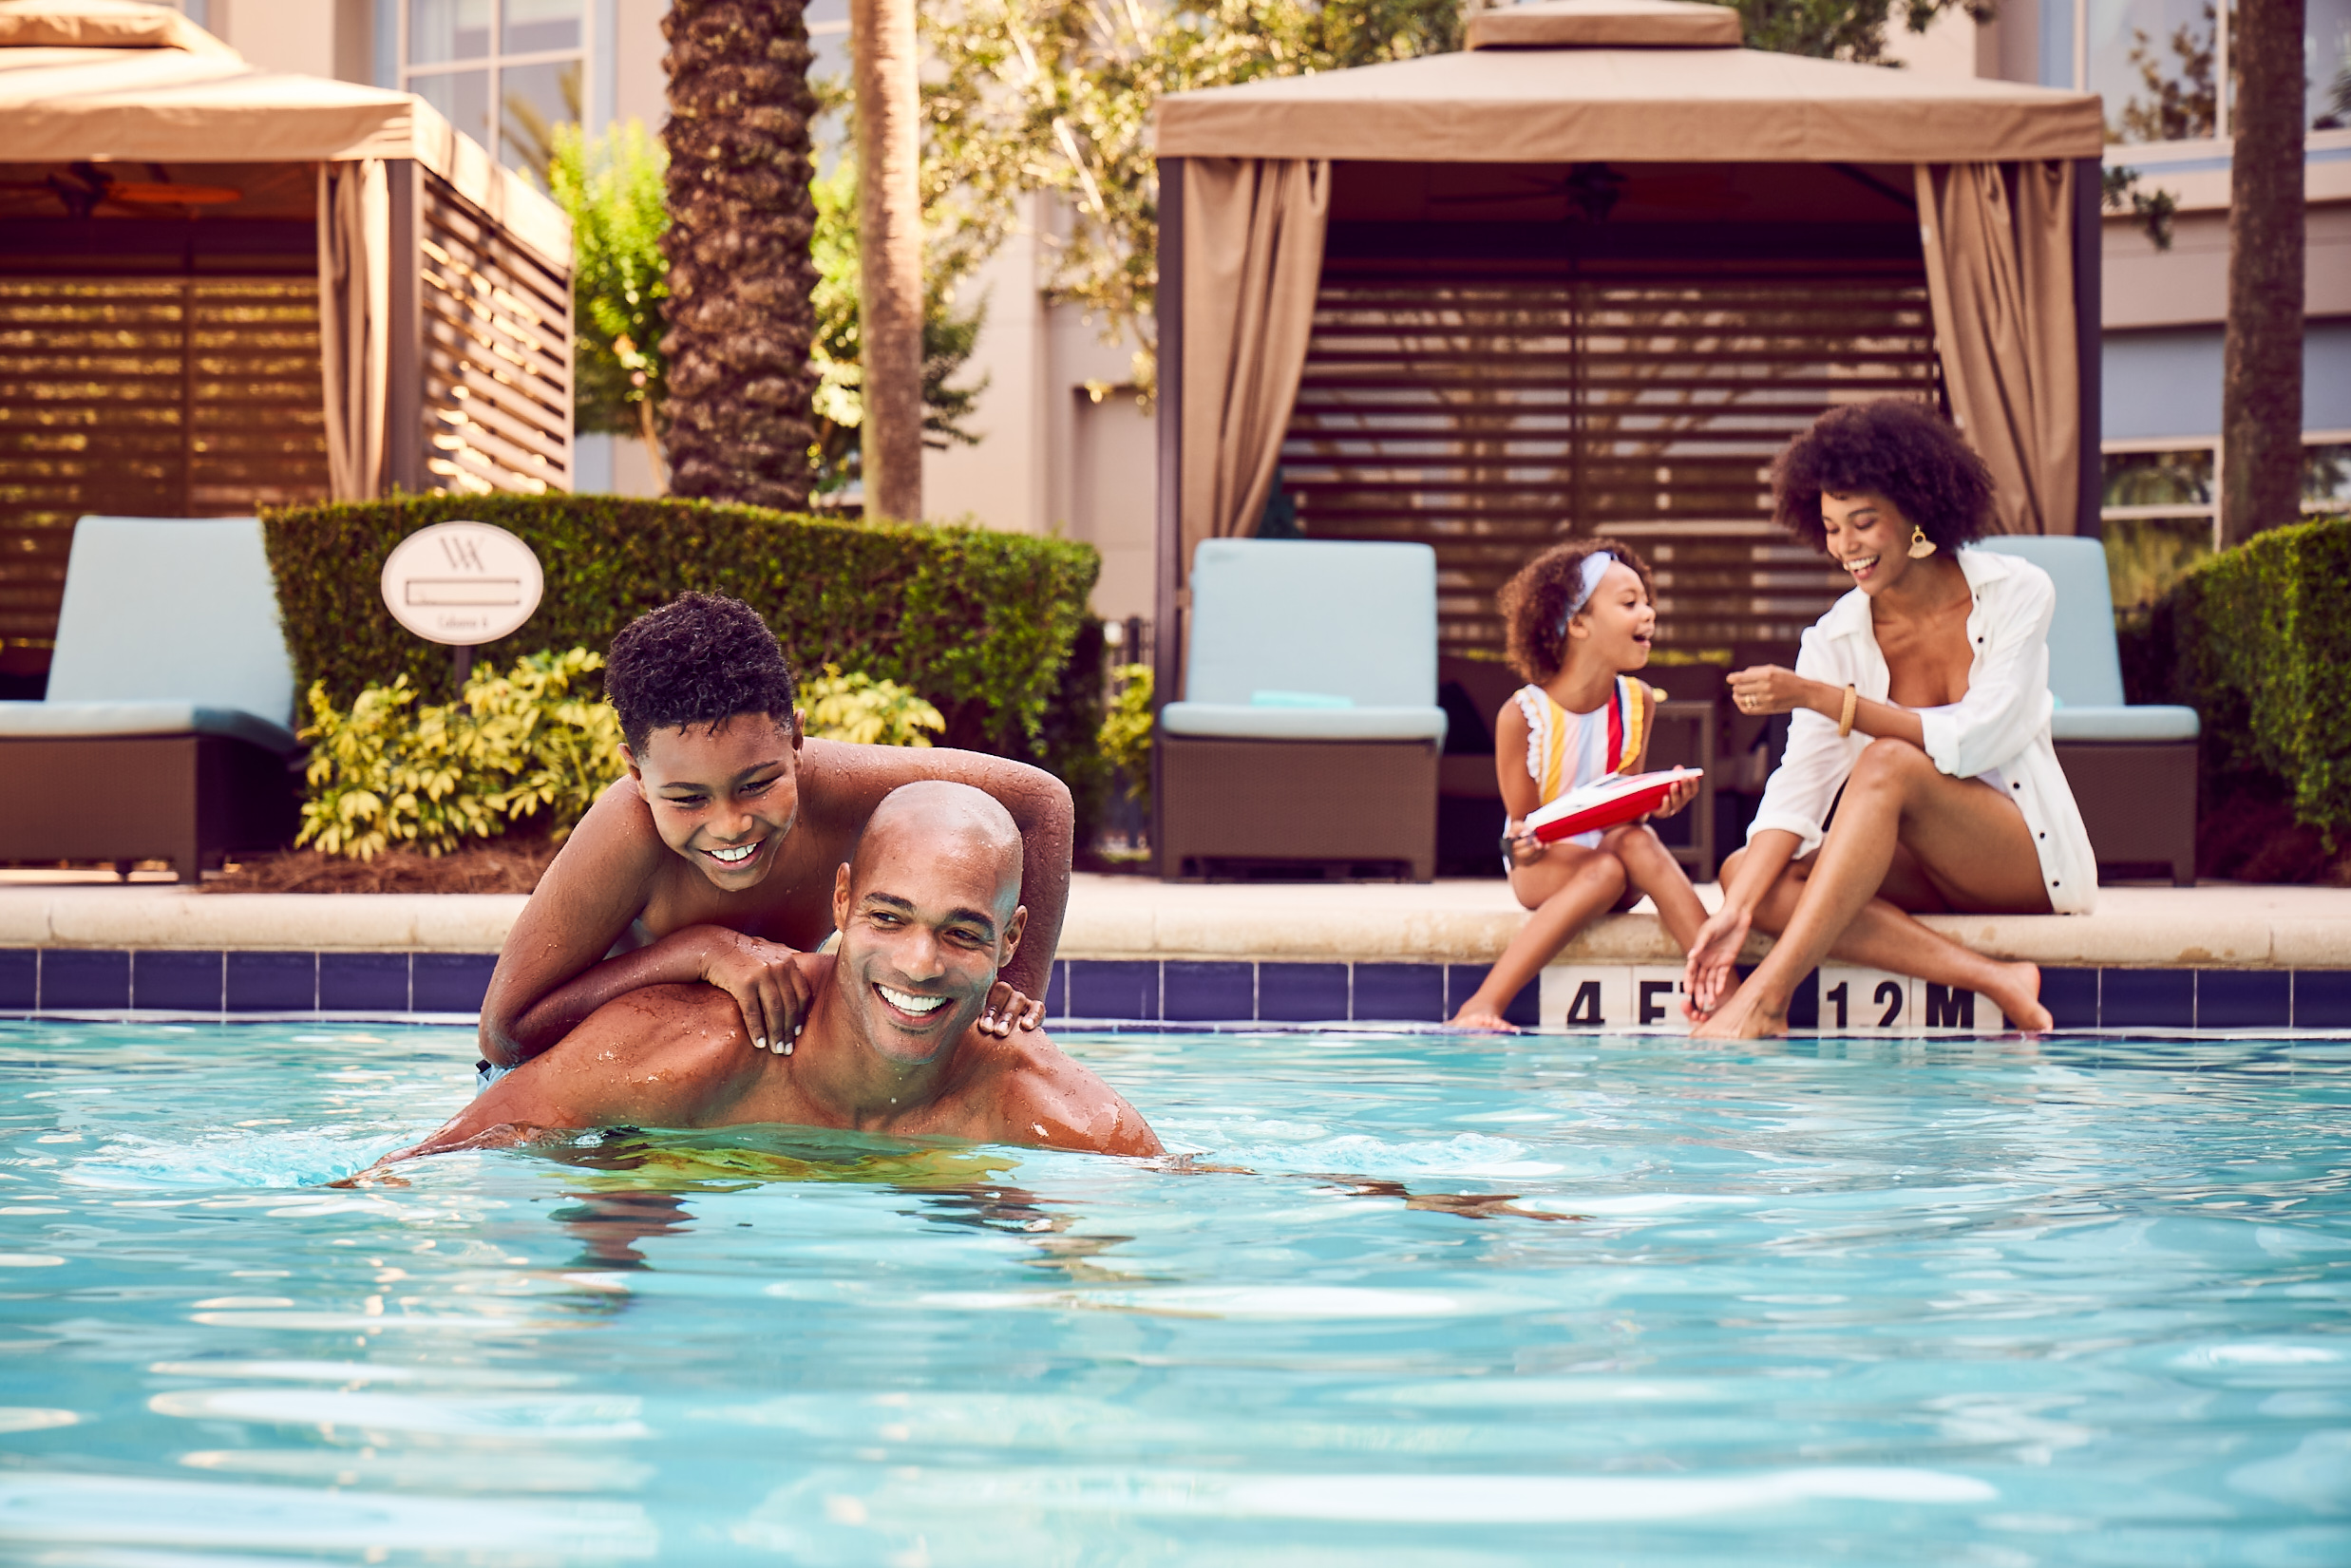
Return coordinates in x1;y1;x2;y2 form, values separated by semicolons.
1;871;2346;969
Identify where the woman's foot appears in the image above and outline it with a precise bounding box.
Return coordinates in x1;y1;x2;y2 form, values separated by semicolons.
1688;979;1789;1040
1980;959;2051;1032
1448;1003;1521;1032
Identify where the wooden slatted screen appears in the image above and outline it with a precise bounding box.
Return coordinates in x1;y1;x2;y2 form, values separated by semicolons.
1280;256;1940;657
0;277;327;671
416;173;572;496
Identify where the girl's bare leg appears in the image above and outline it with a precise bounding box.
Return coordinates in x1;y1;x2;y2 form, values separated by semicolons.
1451;844;1627;1030
1697;738;2054;1040
1599;822;1709;953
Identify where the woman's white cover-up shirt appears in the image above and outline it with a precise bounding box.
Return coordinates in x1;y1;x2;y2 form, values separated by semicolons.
1747;546;2099;915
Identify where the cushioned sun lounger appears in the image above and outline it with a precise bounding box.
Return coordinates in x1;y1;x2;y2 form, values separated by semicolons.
1158;538;1449;880
1978;535;2200;885
0;517;302;881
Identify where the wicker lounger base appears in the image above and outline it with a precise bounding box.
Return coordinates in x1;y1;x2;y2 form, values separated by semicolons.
1159;733;1440;882
0;734;299;882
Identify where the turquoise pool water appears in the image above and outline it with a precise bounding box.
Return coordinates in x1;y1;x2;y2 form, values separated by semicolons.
0;1021;2345;1564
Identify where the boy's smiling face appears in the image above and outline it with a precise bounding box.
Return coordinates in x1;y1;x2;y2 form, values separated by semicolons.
1564;561;1656;671
623;711;805;890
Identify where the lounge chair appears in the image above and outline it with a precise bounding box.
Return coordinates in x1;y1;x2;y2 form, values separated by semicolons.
1157;539;1448;879
1978;536;2201;885
0;517;302;881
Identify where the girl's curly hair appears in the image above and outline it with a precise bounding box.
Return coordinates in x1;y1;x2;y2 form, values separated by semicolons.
1498;537;1655;685
1770;400;1996;553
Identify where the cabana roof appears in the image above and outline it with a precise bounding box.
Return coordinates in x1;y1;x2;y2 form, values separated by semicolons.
0;0;566;266
1154;0;2104;165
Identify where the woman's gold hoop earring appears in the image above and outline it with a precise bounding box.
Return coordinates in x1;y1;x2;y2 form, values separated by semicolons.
1906;524;1937;559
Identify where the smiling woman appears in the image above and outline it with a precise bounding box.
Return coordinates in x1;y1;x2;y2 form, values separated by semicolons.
1684;402;2098;1040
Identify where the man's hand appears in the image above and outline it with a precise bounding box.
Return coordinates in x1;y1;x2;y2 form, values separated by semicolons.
692;927;816;1054
1681;902;1751;1019
1724;665;1824;720
979;980;1045;1037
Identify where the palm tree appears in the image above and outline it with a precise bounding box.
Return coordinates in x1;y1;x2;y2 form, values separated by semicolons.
2221;0;2306;545
659;0;821;510
854;0;925;521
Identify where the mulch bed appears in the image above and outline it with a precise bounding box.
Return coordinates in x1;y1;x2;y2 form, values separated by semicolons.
204;838;560;895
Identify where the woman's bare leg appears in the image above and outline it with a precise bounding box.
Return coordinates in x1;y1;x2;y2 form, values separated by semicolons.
1600;822;1709;954
1697;739;2054;1039
1451;845;1627;1029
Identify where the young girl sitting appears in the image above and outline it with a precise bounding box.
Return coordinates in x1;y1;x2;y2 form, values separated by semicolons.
1450;539;1708;1030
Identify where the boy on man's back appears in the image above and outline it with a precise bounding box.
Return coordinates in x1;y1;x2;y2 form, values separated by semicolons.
476;594;1072;1074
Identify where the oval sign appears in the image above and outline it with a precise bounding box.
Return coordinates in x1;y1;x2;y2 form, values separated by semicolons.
379;520;544;647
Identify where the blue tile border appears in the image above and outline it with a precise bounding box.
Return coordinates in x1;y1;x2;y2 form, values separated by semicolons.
227;951;315;1013
133;950;222;1012
1;947;2350;1031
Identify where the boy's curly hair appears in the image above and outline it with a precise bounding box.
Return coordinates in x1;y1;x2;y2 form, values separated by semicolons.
1771;400;1996;553
605;592;799;753
1498;537;1655;685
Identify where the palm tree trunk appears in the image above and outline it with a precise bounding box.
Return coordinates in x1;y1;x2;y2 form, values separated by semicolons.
2220;0;2306;547
659;0;820;510
853;0;924;522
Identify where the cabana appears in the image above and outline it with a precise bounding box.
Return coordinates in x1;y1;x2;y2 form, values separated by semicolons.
1150;0;2106;672
0;0;572;688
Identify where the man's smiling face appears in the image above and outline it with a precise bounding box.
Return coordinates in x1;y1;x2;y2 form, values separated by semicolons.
828;799;1026;1067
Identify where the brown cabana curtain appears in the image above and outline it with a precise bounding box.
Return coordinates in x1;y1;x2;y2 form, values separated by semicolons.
1915;161;2079;535
317;159;389;502
1179;157;1331;581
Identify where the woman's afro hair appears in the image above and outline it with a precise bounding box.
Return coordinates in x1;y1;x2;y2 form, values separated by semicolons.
605;592;798;753
1498;537;1655;685
1771;400;1996;553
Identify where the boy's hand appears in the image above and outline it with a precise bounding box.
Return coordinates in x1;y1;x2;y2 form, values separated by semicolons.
693;929;816;1054
979;980;1045;1037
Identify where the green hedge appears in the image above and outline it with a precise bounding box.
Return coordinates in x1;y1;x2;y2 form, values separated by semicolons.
2160;517;2351;836
261;495;1100;757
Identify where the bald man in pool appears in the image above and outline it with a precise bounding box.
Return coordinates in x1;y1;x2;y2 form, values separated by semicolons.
377;783;1161;1164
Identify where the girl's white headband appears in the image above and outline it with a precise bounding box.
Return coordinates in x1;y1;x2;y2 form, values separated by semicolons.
1556;550;1617;642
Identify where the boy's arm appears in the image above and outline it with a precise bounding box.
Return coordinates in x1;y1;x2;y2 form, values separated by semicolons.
800;740;1073;1006
480;782;811;1066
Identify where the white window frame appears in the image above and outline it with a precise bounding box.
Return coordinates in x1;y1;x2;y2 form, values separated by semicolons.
2100;431;2351;539
2071;0;2351;160
395;0;592;176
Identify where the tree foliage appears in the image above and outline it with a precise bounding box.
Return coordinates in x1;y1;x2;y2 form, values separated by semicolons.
808;157;989;499
920;0;1464;395
1721;0;1989;65
549;121;670;469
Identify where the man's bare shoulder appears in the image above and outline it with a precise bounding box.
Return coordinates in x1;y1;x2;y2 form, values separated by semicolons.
962;1029;1162;1157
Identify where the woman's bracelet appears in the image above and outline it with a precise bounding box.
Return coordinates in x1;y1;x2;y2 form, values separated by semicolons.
1837;684;1858;739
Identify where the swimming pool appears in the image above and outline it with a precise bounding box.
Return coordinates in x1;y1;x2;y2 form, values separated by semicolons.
1;1021;2344;1564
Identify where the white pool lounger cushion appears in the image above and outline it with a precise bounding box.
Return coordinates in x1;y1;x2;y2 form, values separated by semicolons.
1159;538;1450;745
1975;536;2198;743
0;516;301;753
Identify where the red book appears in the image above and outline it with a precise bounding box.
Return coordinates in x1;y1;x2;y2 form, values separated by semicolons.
1524;769;1699;842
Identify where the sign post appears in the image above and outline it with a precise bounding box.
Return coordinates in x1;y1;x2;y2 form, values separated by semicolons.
378;520;544;689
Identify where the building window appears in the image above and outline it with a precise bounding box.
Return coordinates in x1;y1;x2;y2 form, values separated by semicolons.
2100;436;2351;615
400;0;585;182
2072;0;2351;143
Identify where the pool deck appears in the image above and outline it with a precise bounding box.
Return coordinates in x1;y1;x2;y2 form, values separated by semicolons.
0;871;2345;969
